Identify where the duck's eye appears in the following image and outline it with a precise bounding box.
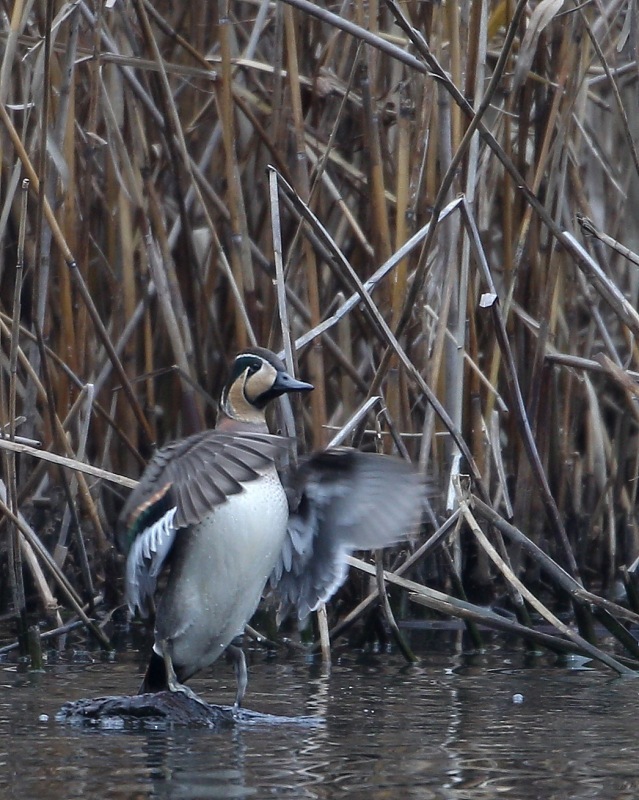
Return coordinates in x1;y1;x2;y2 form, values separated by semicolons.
247;362;260;376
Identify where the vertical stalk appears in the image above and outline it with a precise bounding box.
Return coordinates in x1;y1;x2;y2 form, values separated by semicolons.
219;0;252;347
5;179;30;652
446;0;461;151
55;7;80;413
0;0;34;104
23;0;55;465
283;3;327;448
337;293;354;416
388;83;412;446
358;58;393;267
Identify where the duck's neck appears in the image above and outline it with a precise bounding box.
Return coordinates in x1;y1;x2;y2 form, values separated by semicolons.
218;383;269;432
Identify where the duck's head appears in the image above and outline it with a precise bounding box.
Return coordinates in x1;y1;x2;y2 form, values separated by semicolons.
220;347;314;425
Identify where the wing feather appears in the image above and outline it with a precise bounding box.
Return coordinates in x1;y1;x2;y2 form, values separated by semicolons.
121;429;290;616
272;448;426;621
126;506;177;616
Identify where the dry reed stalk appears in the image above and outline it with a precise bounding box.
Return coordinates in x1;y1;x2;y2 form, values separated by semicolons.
356;25;393;269
459;0;487;485
0;0;31;104
0;104;155;448
471;496;639;628
375;548;418;663
283;3;327;448
337;293;354;417
0;437;137;490
269;166;302;444
54;8;80;404
218;0;251;348
392;85;410;326
385;82;412;445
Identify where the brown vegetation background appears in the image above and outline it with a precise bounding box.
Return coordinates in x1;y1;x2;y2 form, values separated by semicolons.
2;0;639;667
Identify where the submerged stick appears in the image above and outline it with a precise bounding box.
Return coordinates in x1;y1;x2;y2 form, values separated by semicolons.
375;550;418;663
350;555;638;672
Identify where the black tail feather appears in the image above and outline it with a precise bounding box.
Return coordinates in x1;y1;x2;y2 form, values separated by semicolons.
139;650;168;694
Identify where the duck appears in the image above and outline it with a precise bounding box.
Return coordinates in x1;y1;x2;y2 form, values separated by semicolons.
121;347;424;708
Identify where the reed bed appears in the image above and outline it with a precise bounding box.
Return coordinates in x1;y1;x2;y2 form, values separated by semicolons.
1;0;639;672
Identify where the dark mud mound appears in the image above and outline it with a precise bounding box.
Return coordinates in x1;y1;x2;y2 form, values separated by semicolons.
56;691;322;730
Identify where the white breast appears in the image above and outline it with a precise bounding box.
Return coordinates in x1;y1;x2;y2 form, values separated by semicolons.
156;469;288;672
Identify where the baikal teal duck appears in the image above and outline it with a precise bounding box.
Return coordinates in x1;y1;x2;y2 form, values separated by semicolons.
120;347;425;708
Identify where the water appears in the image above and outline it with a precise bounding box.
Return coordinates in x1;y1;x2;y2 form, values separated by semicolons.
0;633;638;799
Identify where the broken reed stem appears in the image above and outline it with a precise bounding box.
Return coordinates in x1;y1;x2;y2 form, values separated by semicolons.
0;438;137;490
316;604;331;665
455;483;634;675
577;213;639;267
0;619;84;656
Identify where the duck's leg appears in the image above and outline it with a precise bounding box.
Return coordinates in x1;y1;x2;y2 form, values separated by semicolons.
159;639;208;707
226;643;248;708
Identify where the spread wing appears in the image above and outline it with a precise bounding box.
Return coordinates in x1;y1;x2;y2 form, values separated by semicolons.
271;448;425;621
120;430;289;616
